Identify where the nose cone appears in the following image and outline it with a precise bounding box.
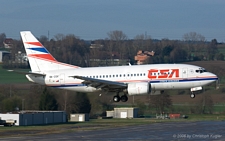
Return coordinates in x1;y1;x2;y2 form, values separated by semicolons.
210;72;218;81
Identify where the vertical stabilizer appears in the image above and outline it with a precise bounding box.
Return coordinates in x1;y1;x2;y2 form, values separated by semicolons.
20;31;78;73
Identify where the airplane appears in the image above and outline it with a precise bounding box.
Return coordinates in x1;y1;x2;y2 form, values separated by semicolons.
20;31;218;102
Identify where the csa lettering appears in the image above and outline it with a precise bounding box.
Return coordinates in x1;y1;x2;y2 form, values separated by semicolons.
148;69;179;79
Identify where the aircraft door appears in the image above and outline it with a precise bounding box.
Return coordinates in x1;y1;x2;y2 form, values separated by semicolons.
182;68;188;78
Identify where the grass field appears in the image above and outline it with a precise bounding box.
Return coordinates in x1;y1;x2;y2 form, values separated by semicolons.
218;44;225;54
0;65;29;84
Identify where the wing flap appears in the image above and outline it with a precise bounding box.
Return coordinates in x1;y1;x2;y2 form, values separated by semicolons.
70;75;127;90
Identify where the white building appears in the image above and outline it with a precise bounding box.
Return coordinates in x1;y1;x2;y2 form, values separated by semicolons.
107;108;139;118
70;113;89;122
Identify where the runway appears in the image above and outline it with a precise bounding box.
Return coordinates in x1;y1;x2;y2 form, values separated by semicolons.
1;121;225;141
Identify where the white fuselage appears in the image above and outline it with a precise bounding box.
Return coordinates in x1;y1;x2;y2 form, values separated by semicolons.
26;64;218;94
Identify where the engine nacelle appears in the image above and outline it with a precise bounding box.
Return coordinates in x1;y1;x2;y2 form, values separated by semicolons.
127;82;151;95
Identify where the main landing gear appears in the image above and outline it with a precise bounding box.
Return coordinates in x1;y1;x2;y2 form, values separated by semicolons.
190;92;195;98
113;94;128;102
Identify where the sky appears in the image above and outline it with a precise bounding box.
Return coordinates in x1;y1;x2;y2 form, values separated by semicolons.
0;0;225;42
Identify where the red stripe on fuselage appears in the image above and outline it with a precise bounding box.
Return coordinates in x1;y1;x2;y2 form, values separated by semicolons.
28;55;79;68
29;54;56;61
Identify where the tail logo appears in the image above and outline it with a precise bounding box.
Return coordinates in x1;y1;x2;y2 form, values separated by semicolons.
25;42;56;61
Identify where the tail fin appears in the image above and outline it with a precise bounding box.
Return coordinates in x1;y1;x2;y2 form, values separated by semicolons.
20;31;79;73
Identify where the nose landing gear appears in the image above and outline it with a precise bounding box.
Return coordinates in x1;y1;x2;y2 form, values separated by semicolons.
190;93;195;98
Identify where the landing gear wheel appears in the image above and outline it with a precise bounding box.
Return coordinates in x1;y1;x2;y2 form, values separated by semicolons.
113;95;120;102
190;93;195;98
120;95;128;102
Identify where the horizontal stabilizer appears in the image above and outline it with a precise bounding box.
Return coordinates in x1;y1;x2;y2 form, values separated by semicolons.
8;70;46;76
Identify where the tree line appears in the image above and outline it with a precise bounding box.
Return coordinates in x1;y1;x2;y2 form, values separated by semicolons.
0;84;218;117
0;31;223;68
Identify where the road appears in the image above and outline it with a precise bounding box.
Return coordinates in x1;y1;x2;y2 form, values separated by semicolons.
1;121;224;141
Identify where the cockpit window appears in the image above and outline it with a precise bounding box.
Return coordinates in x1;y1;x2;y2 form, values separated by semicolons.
196;68;207;73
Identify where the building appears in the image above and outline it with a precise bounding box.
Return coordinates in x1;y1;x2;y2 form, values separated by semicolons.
70;113;89;122
0;111;67;126
106;108;139;118
134;50;155;65
3;38;13;48
0;51;10;63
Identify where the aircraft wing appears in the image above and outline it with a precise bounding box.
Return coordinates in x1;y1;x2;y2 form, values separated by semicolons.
70;76;127;90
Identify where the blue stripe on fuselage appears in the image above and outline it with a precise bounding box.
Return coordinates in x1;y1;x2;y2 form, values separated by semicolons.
50;84;85;88
150;77;218;83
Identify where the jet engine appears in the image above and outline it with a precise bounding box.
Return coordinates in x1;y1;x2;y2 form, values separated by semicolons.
127;82;151;95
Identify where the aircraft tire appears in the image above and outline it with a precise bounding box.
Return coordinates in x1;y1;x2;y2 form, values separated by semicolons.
113;95;120;102
120;95;128;102
190;93;195;98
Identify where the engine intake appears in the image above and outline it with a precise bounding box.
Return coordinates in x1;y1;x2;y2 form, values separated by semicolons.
127;82;151;95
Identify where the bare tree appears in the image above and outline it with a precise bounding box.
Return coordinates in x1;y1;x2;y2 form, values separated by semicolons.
149;94;172;113
183;32;206;42
0;33;6;47
107;30;127;41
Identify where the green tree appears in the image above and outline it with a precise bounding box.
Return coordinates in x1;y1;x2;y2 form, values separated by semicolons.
134;99;146;116
207;39;218;60
1;96;21;112
162;45;174;56
216;53;224;61
39;87;58;110
170;47;187;63
200;94;214;114
71;92;91;113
